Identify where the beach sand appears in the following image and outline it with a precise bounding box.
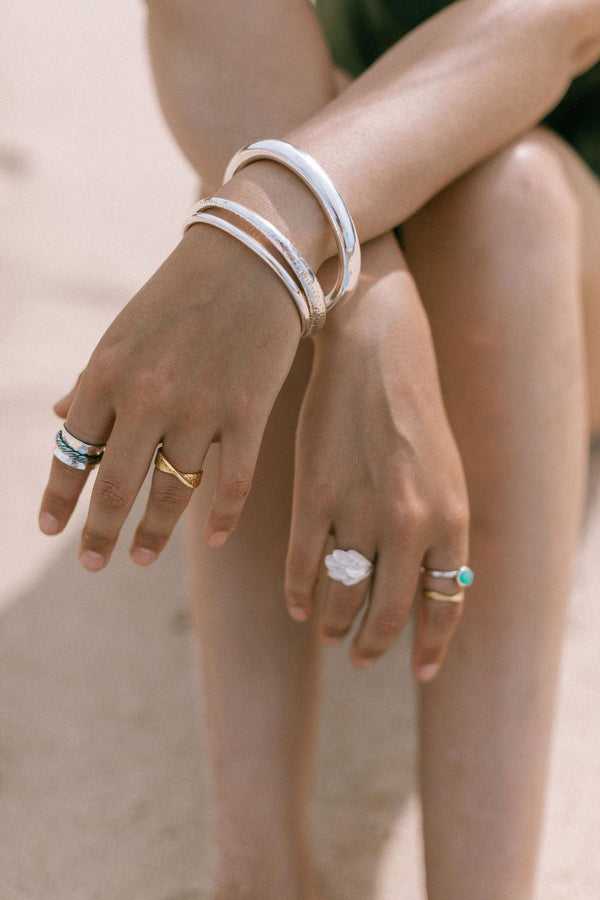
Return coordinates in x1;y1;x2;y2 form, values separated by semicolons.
1;3;598;897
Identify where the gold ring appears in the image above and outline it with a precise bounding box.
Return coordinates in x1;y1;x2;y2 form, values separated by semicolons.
422;588;465;604
154;448;203;489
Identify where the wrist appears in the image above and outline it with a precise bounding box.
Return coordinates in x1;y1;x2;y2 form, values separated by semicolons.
216;159;337;271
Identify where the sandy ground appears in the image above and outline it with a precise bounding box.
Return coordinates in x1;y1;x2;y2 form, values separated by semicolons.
1;2;599;898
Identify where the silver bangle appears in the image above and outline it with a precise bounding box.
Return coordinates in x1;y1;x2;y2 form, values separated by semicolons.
185;197;326;334
223;139;360;312
186;211;312;337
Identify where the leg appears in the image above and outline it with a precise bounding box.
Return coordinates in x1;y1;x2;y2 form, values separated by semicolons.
401;128;593;899
185;342;324;900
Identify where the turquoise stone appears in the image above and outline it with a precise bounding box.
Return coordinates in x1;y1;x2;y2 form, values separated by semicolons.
458;567;474;587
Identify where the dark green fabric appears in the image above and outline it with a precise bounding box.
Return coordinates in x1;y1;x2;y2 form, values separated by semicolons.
315;0;600;178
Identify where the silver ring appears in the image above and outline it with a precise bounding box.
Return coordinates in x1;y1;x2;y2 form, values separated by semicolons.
54;423;106;471
223;139;360;312
185;197;326;334
325;548;374;586
420;565;474;588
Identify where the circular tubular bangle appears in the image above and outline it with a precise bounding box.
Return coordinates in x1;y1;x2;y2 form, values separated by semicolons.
222;139;360;311
188;210;312;337
185;197;326;334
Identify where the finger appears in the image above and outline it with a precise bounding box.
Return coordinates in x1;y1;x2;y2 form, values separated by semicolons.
78;417;160;571
130;435;208;566
203;427;262;548
53;369;85;419
284;479;333;623
39;383;113;536
349;519;426;670
319;514;376;645
411;511;470;682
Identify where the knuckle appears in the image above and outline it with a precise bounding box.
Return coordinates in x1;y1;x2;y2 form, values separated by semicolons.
95;474;130;511
134;530;165;552
329;587;365;616
230;390;258;425
372;603;408;638
345;498;374;535
45;489;74;516
132;374;170;415
219;472;252;504
81;529;113;553
154;483;189;510
286;548;318;586
429;600;463;628
311;478;336;514
388;497;428;536
87;351;116;392
441;501;470;535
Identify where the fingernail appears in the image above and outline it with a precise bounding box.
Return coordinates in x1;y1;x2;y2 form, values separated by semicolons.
288;605;308;622
131;547;157;566
418;663;440;682
208;531;229;548
321;632;343;645
80;550;105;571
352;655;376;670
40;512;60;535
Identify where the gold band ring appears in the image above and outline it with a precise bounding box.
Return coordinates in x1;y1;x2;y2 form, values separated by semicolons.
154;448;203;489
422;588;465;604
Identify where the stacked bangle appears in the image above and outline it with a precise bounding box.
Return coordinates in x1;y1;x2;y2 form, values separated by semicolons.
186;209;314;336
223;139;360;311
183;139;360;336
184;197;326;335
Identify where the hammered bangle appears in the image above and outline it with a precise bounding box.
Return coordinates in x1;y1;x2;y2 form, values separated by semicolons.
185;197;326;334
186;210;312;336
223;139;360;311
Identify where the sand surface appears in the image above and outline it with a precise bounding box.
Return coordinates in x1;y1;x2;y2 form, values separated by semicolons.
1;3;599;897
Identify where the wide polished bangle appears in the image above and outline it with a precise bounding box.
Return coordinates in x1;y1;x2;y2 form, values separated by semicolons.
223;139;360;312
185;197;326;334
186;210;312;337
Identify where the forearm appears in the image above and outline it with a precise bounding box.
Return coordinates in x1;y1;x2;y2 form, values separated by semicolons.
147;0;600;269
227;0;600;265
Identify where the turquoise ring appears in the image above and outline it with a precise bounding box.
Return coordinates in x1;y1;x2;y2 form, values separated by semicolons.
420;565;474;588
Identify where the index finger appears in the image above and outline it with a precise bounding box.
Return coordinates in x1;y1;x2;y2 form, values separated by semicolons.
39;384;114;535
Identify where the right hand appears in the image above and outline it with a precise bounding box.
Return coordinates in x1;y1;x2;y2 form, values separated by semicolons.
39;219;303;570
284;233;470;680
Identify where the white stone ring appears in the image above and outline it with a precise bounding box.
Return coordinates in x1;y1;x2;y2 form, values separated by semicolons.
324;548;374;587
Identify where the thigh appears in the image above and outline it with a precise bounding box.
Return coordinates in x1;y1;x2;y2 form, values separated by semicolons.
532;126;600;436
401;124;587;568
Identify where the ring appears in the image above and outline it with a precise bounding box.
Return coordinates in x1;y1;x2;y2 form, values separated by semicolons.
420;565;474;587
422;588;465;604
324;548;374;586
154;448;203;489
54;424;106;471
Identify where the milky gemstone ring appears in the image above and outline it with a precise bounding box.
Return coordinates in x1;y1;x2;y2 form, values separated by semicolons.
325;548;374;587
420;565;475;588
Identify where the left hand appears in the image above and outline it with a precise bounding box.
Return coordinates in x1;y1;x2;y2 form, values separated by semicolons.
284;232;470;680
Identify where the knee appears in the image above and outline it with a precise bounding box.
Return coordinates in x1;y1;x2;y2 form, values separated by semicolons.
452;126;581;232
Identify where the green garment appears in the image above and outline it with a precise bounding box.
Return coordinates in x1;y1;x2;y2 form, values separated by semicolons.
315;0;600;178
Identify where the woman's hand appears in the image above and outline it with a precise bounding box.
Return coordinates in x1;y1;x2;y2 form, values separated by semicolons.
39;221;303;570
284;232;470;681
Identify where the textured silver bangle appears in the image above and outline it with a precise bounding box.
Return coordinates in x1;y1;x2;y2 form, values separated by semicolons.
186;210;312;337
222;139;361;312
185;197;326;335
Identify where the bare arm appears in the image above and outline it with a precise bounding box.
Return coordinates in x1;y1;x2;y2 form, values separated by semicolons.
146;0;600;265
